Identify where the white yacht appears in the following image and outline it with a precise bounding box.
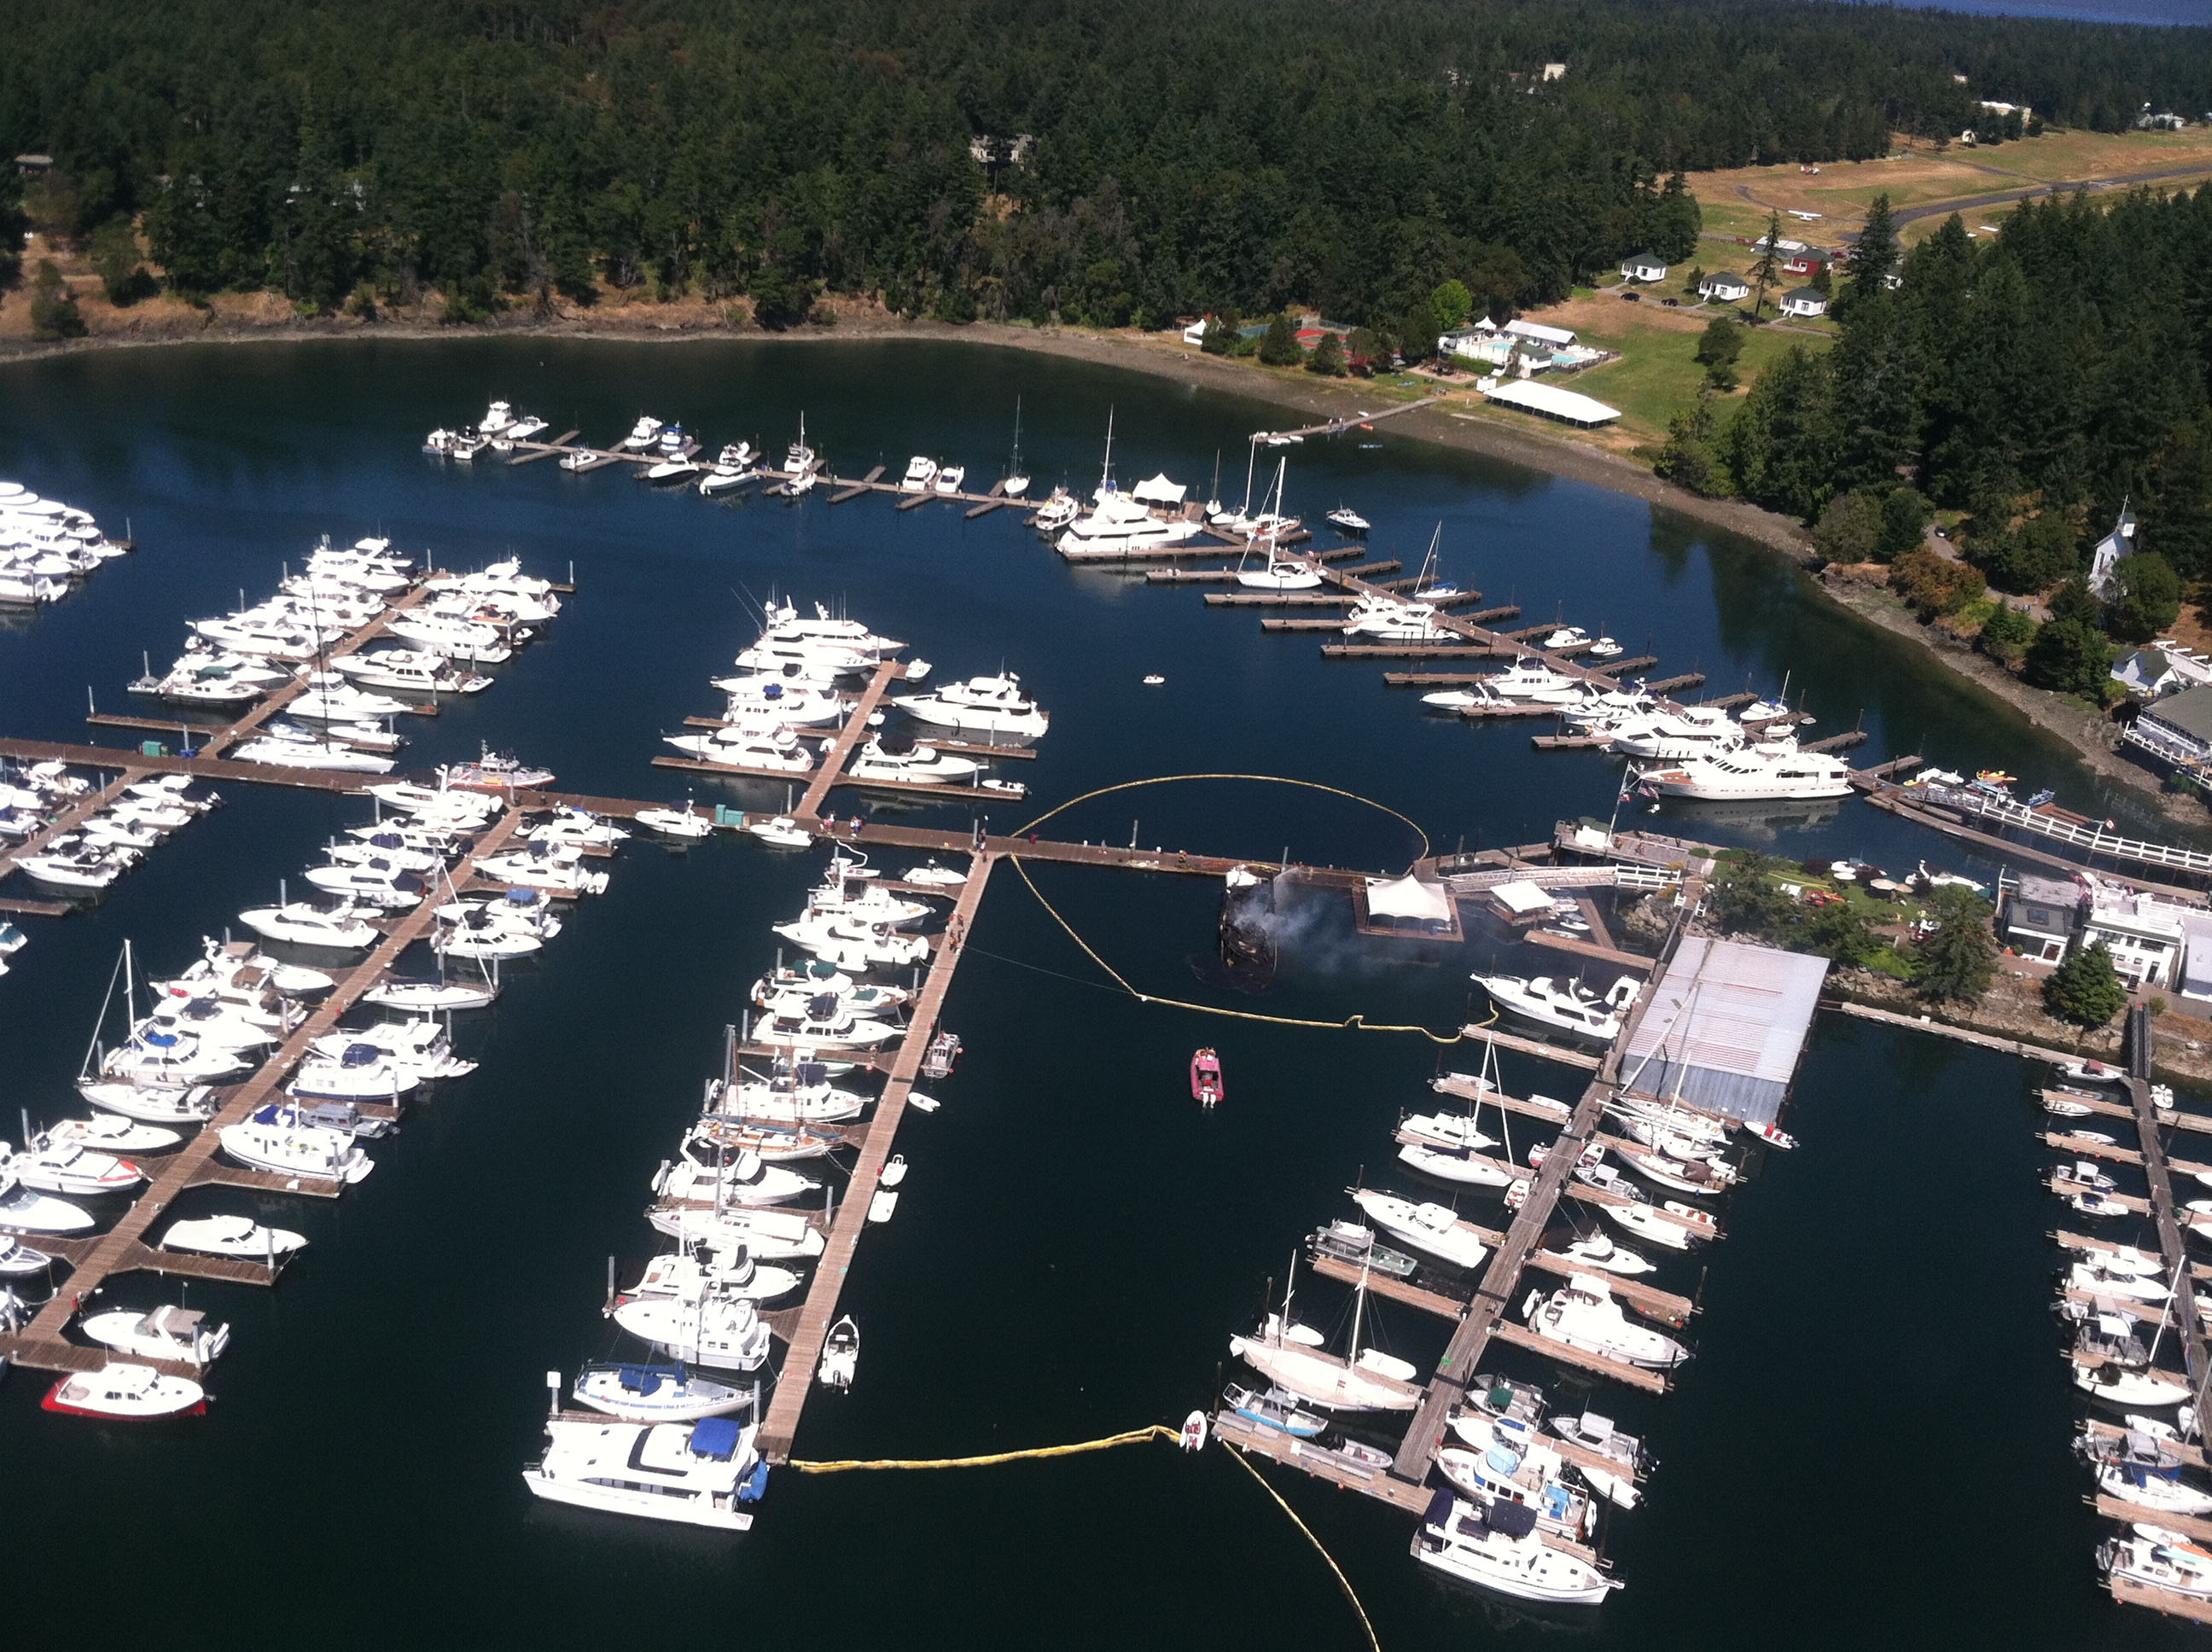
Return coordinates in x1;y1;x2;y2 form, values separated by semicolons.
82;1304;230;1367
648;1201;827;1260
48;1114;180;1155
43;1362;207;1421
771;912;930;970
617;415;666;451
232;731;396;774
160;1214;307;1259
334;649;491;695
2102;1531;2212;1602
524;1413;762;1530
636;801;714;840
1523;1274;1690;1369
573;1361;754;1422
1472;973;1639;1044
1341;593;1447;641
892;673;1050;738
722;675;844;726
1414;1493;1620;1604
620;1246;805;1307
612;1289;775;1370
662;720;817;771
1348;1189;1489;1270
1032;486;1078;531
1057;487;1200;555
714;1063;869;1126
653;1146;819;1207
1639;746;1854;802
1398;1139;1514;1189
1479;659;1587;701
934;464;966;495
218;1102;375;1184
478;842;612;896
13;1137;144;1195
236;900;381;951
845;736;982;785
900;455;939;492
1437;1415;1598;1539
1606;706;1744;760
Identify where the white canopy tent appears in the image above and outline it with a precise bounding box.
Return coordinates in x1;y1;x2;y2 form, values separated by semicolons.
1131;473;1188;506
1365;874;1455;923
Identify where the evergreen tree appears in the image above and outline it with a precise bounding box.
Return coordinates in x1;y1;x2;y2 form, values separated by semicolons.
27;260;84;339
1651;172;1703;264
1748;210;1784;321
1307;332;1344;375
1914;887;1997;1003
2044;942;2129;1027
1200;316;1235;354
2144;424;2212;580
1258;313;1303;365
2110;551;2184;641
2023;618;2112;695
1837;192;1899;320
1977;605;2037;664
0;167;26;286
1812;490;1882;561
1877;487;1932;561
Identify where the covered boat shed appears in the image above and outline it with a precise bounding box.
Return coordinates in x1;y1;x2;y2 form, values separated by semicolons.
1481;379;1621;428
1618;936;1827;1126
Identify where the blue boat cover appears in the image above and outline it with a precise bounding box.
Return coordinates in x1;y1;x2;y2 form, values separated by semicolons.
736;1461;770;1502
369;832;403;848
762;683;783;700
617;1364;668;1396
1422;1486;1454;1527
690;1416;742;1460
504;887;535;905
341;1043;379;1067
806;994;838;1020
144;1029;180;1048
796;1062;828;1085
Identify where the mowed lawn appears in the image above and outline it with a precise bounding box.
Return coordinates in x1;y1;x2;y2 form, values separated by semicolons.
1515;294;1829;444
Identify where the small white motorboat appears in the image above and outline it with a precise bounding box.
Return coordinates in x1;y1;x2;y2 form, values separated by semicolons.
902;861;969;887
0;1184;96;1233
81;1082;220;1131
1558;1232;1656;1277
14;1138;144;1196
159;1214;307;1260
820;1315;860;1388
82;1303;231;1367
653;1148;819;1208
636;802;715;841
622;1247;804;1306
43;1362;207;1421
49;1114;181;1155
0;1233;55;1273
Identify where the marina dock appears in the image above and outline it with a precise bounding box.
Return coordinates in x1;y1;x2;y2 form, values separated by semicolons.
0;809;526;1376
755;856;996;1461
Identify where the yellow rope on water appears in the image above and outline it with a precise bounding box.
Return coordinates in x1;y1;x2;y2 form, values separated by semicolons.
1007;853;1469;1044
791;1425;1179;1472
1222;1442;1383;1652
1014;771;1431;862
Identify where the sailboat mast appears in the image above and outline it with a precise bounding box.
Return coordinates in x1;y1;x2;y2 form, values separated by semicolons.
1100;409;1115;491
124;936;135;1027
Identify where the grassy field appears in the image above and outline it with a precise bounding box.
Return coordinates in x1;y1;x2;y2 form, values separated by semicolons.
1687;126;2212;250
1509;292;1829;445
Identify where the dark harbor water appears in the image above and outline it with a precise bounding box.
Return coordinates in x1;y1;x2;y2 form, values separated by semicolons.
0;338;2202;1648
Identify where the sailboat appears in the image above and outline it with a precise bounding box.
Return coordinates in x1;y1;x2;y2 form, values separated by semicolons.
1234;460;1320;590
1228;1253;1422;1411
1001;399;1030;497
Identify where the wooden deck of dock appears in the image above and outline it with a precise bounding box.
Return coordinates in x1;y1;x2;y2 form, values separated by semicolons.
756;854;995;1462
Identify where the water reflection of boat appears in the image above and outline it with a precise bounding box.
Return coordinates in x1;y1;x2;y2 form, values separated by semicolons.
1646;793;1842;834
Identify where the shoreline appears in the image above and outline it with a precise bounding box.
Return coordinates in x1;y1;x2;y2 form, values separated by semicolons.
0;308;2177;815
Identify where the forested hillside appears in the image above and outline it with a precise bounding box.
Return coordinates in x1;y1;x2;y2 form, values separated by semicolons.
3;0;2210;333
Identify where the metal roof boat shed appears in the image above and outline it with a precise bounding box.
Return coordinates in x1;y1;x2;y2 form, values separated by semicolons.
1619;936;1828;1126
1481;379;1621;428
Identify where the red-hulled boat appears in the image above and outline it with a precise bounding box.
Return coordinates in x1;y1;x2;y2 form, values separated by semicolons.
1190;1048;1224;1108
